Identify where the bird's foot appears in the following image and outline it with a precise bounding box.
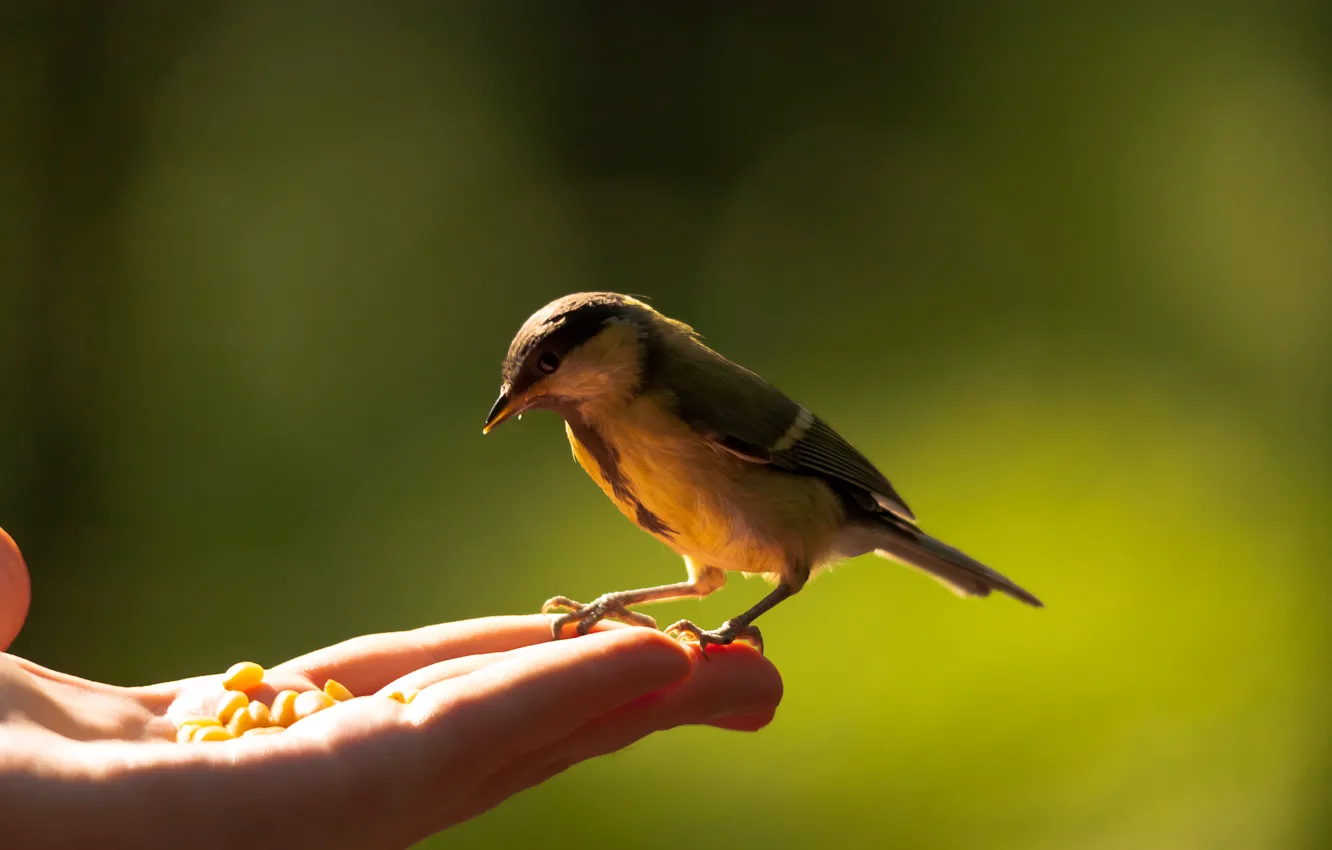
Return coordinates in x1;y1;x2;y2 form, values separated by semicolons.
664;619;764;656
542;594;658;638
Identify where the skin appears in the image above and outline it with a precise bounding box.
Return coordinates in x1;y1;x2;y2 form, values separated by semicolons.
0;529;782;850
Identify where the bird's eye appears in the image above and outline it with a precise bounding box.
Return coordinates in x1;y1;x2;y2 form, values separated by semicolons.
536;351;560;374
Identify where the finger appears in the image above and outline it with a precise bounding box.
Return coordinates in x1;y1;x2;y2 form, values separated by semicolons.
449;643;782;824
0;527;31;651
374;650;508;696
370;620;665;695
532;641;780;753
370;628;645;696
411;627;692;766
167;619;638;725
275;614;627;697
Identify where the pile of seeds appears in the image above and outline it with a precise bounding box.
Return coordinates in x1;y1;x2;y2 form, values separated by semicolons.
175;661;420;743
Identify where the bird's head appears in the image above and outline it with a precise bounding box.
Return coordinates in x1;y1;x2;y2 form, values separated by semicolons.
483;292;686;433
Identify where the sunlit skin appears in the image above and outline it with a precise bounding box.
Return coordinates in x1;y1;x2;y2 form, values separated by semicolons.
485;293;1041;653
0;529;781;850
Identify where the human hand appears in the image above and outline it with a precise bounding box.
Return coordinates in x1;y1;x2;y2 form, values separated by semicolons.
0;530;783;850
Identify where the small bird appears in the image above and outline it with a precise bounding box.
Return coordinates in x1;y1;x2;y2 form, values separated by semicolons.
484;293;1041;652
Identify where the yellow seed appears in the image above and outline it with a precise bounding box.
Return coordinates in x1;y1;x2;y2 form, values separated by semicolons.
176;715;222;729
221;661;265;692
385;688;419;704
177;723;205;743
216;690;249;725
191;725;234;742
242;726;284;737
323;678;354;702
292;689;336;722
270;690;300;727
246;700;273;727
227;706;258;736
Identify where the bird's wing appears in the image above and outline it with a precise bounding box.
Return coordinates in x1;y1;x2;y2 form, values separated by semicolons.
656;344;916;523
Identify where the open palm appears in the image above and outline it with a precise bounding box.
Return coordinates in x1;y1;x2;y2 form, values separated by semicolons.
0;530;782;850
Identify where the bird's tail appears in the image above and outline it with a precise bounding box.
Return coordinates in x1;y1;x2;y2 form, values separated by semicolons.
871;522;1043;607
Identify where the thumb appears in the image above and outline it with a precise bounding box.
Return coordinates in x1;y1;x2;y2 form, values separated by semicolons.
0;528;32;651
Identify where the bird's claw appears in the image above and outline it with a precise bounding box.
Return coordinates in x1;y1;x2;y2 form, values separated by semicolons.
542;594;658;638
664;618;764;656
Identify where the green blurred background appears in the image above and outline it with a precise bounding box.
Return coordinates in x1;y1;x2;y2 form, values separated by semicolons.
3;2;1330;847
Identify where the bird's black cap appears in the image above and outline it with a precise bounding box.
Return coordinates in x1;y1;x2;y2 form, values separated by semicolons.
500;292;649;389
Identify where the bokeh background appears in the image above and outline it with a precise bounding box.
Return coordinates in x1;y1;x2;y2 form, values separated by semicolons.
3;2;1330;847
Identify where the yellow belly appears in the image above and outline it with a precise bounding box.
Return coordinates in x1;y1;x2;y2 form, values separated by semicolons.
566;396;844;576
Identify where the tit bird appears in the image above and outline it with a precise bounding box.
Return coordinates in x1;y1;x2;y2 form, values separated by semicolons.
484;292;1041;652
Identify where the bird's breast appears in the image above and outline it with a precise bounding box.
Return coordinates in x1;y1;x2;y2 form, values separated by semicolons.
565;396;844;575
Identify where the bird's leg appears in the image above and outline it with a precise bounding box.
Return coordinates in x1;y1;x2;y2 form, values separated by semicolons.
665;567;808;655
543;563;726;639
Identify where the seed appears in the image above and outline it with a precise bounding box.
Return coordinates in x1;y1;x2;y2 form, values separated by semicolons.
216;690;249;725
222;661;265;692
385;688;419;704
323;678;354;702
292;689;336;722
270;690;300;727
246;700;273;728
242;726;284;737
177;723;206;743
227;706;258;736
176;715;222;729
191;725;234;743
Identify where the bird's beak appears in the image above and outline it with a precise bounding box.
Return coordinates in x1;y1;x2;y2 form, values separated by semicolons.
483;388;521;435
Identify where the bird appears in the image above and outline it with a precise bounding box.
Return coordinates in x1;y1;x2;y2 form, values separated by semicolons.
483;292;1041;653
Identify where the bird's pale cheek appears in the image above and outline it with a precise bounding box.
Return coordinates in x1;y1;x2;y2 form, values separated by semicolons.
551;365;639;409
